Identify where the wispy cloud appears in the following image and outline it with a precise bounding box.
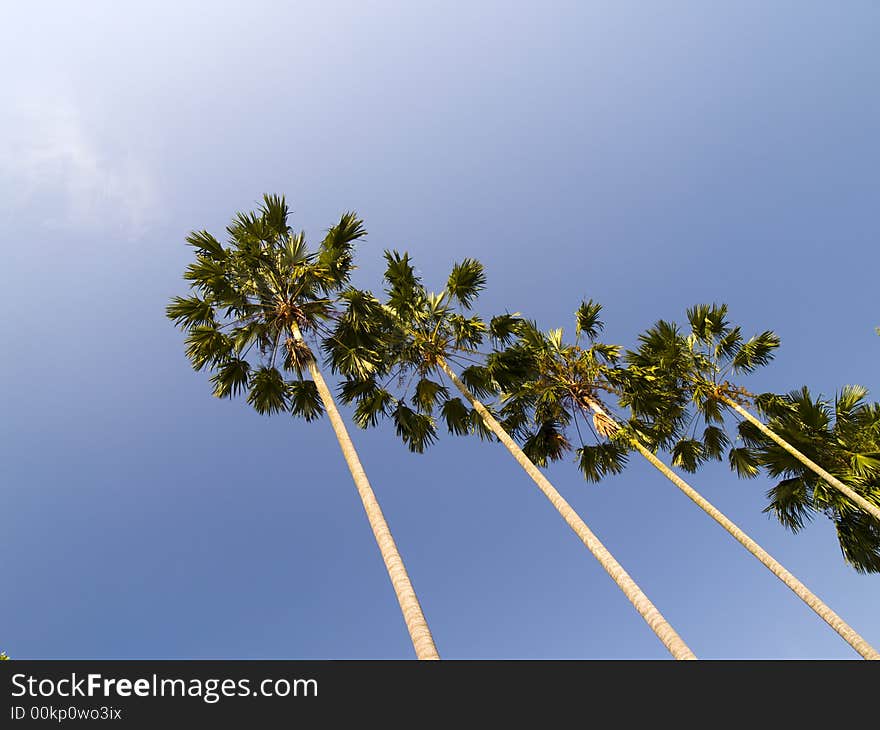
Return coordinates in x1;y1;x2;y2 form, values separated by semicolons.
0;96;159;237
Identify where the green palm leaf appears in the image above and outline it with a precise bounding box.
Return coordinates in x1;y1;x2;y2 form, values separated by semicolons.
210;358;251;399
288;380;324;421
354;387;395;429
393;403;437;453
488;313;522;345
577;443;628;482
247;367;288;415
731;331;780;373
440;397;471;435
728;447;760;479
575;300;604;341
672;438;703;473
446;258;486;309
522;420;570;466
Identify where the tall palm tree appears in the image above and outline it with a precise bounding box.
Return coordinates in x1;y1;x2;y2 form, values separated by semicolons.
630;304;880;524
324;252;696;660
166;196;438;660
496;304;879;660
745;386;880;573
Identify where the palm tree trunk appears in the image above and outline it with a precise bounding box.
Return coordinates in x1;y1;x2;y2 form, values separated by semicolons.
582;397;880;660
721;396;880;524
437;357;696;660
292;324;439;660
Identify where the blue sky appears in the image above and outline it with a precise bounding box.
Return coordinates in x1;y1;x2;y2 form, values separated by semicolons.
1;1;878;659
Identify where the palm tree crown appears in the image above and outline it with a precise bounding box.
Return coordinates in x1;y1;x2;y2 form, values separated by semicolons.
749;386;880;573
166;194;366;414
487;302;641;479
325;250;513;449
624;303;780;475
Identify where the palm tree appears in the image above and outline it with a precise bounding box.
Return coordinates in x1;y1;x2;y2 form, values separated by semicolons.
630;304;880;524
166;196;438;660
324;252;696;660
496;304;879;660
745;386;880;573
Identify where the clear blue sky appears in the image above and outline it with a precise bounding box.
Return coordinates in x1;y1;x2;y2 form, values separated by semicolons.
1;1;878;659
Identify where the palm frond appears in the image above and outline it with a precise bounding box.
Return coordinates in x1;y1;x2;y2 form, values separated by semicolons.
441;397;472;435
849;452;880;479
588;342;621;364
835;510;880;574
575;300;604;341
686;303;729;342
835;385;869;424
731;331;780;373
728;447;760;478
210;358;251;399
183;255;228;293
185;230;226;259
352;386;394;429
166;296;215;328
671;438;704;473
184;326;232;371
522;420;570;466
382;250;426;318
753;391;795;419
246;367;288;415
577;443;628;482
288;380;324;421
735;419;766;448
413;379;449;415
448;314;487;348
485;346;536;390
701;425;729;461
258;193;290;238
317;212;366;290
763;477;813;532
714;326;742;361
446;258;486;309
392;403;437;453
459;365;496;399
488;313;522;345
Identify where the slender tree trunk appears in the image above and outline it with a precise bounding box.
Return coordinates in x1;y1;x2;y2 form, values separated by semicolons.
582;397;880;660
721;396;880;524
292;324;439;660
437;358;696;660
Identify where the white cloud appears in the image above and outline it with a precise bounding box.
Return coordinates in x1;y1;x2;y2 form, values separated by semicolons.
0;96;159;237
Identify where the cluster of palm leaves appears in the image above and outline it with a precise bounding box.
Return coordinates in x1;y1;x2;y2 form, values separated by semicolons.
323;250;500;451
756;387;880;573
168;195;880;660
